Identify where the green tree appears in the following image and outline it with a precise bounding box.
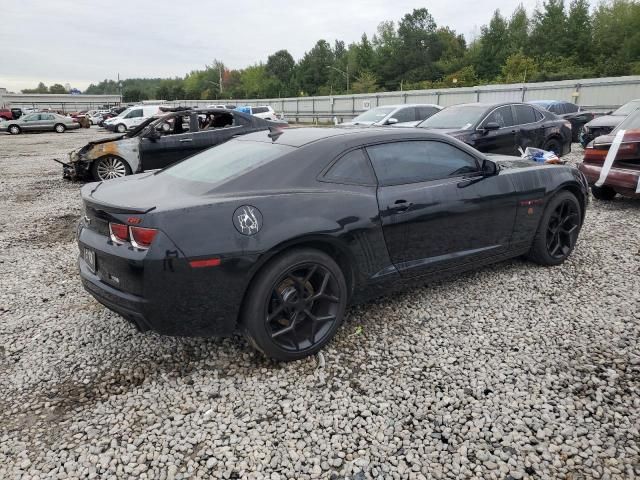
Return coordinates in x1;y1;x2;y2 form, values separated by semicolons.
501;52;538;83
396;8;442;82
475;10;510;80
530;0;568;58
22;82;49;94
296;40;335;95
351;71;379;93
566;0;592;64
48;84;67;94
508;5;529;53
123;88;147;102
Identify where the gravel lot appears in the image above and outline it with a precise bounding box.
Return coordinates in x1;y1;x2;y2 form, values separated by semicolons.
0;128;638;480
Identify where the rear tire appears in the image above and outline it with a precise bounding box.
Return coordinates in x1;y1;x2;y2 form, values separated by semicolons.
8;125;21;135
591;185;617;201
242;248;347;361
527;191;582;266
54;123;66;133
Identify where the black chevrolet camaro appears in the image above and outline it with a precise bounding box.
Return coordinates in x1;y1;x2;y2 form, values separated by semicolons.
78;127;588;360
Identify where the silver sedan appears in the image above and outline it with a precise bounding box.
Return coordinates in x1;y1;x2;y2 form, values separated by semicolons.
0;112;80;134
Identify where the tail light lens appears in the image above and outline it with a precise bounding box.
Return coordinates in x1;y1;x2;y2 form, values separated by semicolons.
108;223;158;249
109;222;129;243
130;226;158;249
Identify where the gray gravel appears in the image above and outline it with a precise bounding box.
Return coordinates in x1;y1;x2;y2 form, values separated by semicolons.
1;129;639;479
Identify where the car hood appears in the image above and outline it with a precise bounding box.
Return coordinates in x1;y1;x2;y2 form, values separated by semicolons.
486;154;538;169
585;114;625;129
420;127;470;138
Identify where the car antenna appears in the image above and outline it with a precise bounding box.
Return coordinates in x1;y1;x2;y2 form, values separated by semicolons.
267;125;283;142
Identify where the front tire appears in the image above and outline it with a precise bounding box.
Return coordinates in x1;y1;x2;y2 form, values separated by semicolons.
8;125;21;135
242;248;348;361
591;185;617;201
91;156;131;181
528;191;582;266
116;123;127;133
543;138;562;156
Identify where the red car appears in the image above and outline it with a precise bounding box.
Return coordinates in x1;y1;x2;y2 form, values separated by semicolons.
0;108;23;120
579;109;640;200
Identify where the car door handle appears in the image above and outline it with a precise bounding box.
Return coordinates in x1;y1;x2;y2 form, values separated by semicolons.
388;200;413;213
179;138;193;143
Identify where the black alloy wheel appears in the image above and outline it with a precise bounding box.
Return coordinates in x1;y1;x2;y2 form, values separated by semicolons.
545;199;580;260
528;191;582;266
243;249;347;361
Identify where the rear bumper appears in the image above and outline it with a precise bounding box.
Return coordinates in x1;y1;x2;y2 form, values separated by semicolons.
578;162;640;194
78;224;252;337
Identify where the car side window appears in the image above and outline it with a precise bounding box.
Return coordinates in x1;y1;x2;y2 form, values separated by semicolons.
392;107;416;123
324;149;376;185
367;141;479;186
513;105;537;125
482;106;514;128
417;106;439;120
533;109;544;121
44;114;55;120
126;109;143;119
564;103;579;113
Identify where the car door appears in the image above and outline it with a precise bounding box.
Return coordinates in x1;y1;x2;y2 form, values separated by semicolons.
140;114;199;170
473;106;519;155
368;140;518;277
21;113;45;131
40;113;57;131
512;104;544;150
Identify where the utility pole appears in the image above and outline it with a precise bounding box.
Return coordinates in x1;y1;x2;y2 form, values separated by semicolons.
219;66;223;94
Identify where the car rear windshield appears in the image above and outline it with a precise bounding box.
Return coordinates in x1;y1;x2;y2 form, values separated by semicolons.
352;107;395;122
161;140;295;185
613;100;640;116
418;105;487;129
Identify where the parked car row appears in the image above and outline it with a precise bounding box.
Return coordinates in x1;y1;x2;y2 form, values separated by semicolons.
0;112;80;134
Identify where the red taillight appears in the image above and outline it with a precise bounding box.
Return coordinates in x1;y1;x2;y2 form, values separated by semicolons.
189;258;221;268
109;222;129;243
130;226;158;249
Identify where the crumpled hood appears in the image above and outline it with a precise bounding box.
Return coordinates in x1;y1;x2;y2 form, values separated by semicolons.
585;114;625;129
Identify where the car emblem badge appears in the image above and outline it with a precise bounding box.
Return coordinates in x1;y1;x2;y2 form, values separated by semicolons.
233;206;262;236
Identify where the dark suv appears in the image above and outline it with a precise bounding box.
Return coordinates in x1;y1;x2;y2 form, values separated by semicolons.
528;100;596;142
416;102;572;156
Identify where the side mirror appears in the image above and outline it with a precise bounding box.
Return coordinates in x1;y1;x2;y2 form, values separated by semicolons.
386;118;399;125
481;122;500;132
482;159;498;176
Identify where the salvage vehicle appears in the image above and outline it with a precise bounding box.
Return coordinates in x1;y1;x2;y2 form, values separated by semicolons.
77;127;588;361
0;112;79;134
528;100;597;142
578;108;640;200
61;108;287;181
580;98;640;147
416;102;572;157
102;105;163;133
341;104;442;127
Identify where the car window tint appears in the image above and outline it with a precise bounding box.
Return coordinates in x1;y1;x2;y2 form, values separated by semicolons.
513;105;537;125
252;107;268;114
45;114;55;120
483;106;514;127
324;149;376;185
417;106;439;120
534;109;544;121
367;141;478;185
392;107;416;123
127;109;143;119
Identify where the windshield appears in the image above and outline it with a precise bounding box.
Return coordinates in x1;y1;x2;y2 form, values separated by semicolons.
418;105;487;129
613;108;640;133
612;100;640;116
161;139;294;185
127;116;161;137
351;107;395;123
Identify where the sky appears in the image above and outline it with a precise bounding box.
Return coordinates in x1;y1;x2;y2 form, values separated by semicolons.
1;0;541;92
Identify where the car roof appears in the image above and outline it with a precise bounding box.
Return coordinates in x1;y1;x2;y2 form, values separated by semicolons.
372;104;440;109
236;126;450;148
529;100;570;106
